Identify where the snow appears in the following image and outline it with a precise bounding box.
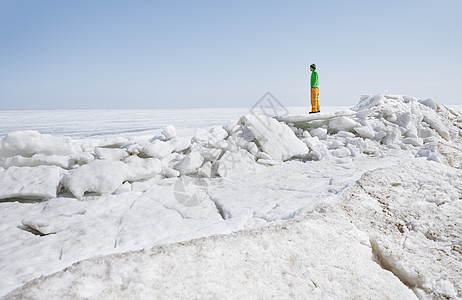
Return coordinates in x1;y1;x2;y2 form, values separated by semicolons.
0;94;462;298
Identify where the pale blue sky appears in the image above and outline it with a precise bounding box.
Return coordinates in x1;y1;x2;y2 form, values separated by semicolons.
0;0;461;109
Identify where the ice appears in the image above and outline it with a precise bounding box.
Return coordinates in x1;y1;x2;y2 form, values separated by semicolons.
161;166;180;178
324;159;462;297
331;147;352;158
256;151;272;160
352;93;385;111
0;130;81;158
191;144;222;162
94;148;129;161
79;137;128;152
173;151;204;175
193;126;229;148
328;116;360;133
0;154;72;169
198;161;212;178
123;156;161;182
422;110;450;140
283;94;461;164
141;140;175;159
419;98;437;110
276;110;356;123
0;166;63;200
168;137;191;152
63;160;129;198
161;125;177;140
402;137;423;147
256;158;281;166
309;127;327;139
239;113;308;161
353;125;375;139
1;93;462;298
21;198;87;235
302;137;329;160
216;149;256;177
416;144;440;162
434;280;457;298
327;139;344;150
115;182;132;194
5;214;417;300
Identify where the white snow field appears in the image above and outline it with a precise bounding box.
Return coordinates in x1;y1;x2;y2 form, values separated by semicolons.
1;94;462;299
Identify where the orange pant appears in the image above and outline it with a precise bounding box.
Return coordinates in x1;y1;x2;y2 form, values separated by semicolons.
311;88;320;112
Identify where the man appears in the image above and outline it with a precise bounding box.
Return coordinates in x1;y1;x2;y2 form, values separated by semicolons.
309;63;320;114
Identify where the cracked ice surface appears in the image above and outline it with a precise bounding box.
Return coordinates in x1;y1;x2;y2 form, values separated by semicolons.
1;154;404;296
1;94;462;298
5;214;418;299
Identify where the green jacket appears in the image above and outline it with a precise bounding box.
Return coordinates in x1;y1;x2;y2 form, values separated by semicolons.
311;69;319;88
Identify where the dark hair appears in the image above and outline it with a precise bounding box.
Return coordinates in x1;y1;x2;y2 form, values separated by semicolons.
310;63;316;69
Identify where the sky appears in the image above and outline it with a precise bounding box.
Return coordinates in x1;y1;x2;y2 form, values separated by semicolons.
0;0;461;109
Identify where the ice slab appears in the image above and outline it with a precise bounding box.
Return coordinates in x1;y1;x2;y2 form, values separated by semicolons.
0;166;63;200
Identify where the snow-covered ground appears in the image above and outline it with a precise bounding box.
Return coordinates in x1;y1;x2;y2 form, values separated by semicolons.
1;94;462;299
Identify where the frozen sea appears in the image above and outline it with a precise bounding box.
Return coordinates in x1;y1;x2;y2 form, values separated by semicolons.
1;105;460;139
1;97;462;299
0;106;368;138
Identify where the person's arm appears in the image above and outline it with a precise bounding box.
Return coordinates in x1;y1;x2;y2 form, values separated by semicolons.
311;72;319;88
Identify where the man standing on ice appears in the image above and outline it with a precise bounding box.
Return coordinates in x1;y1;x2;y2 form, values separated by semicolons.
309;63;320;114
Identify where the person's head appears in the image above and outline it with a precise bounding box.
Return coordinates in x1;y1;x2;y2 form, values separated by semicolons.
310;63;316;71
